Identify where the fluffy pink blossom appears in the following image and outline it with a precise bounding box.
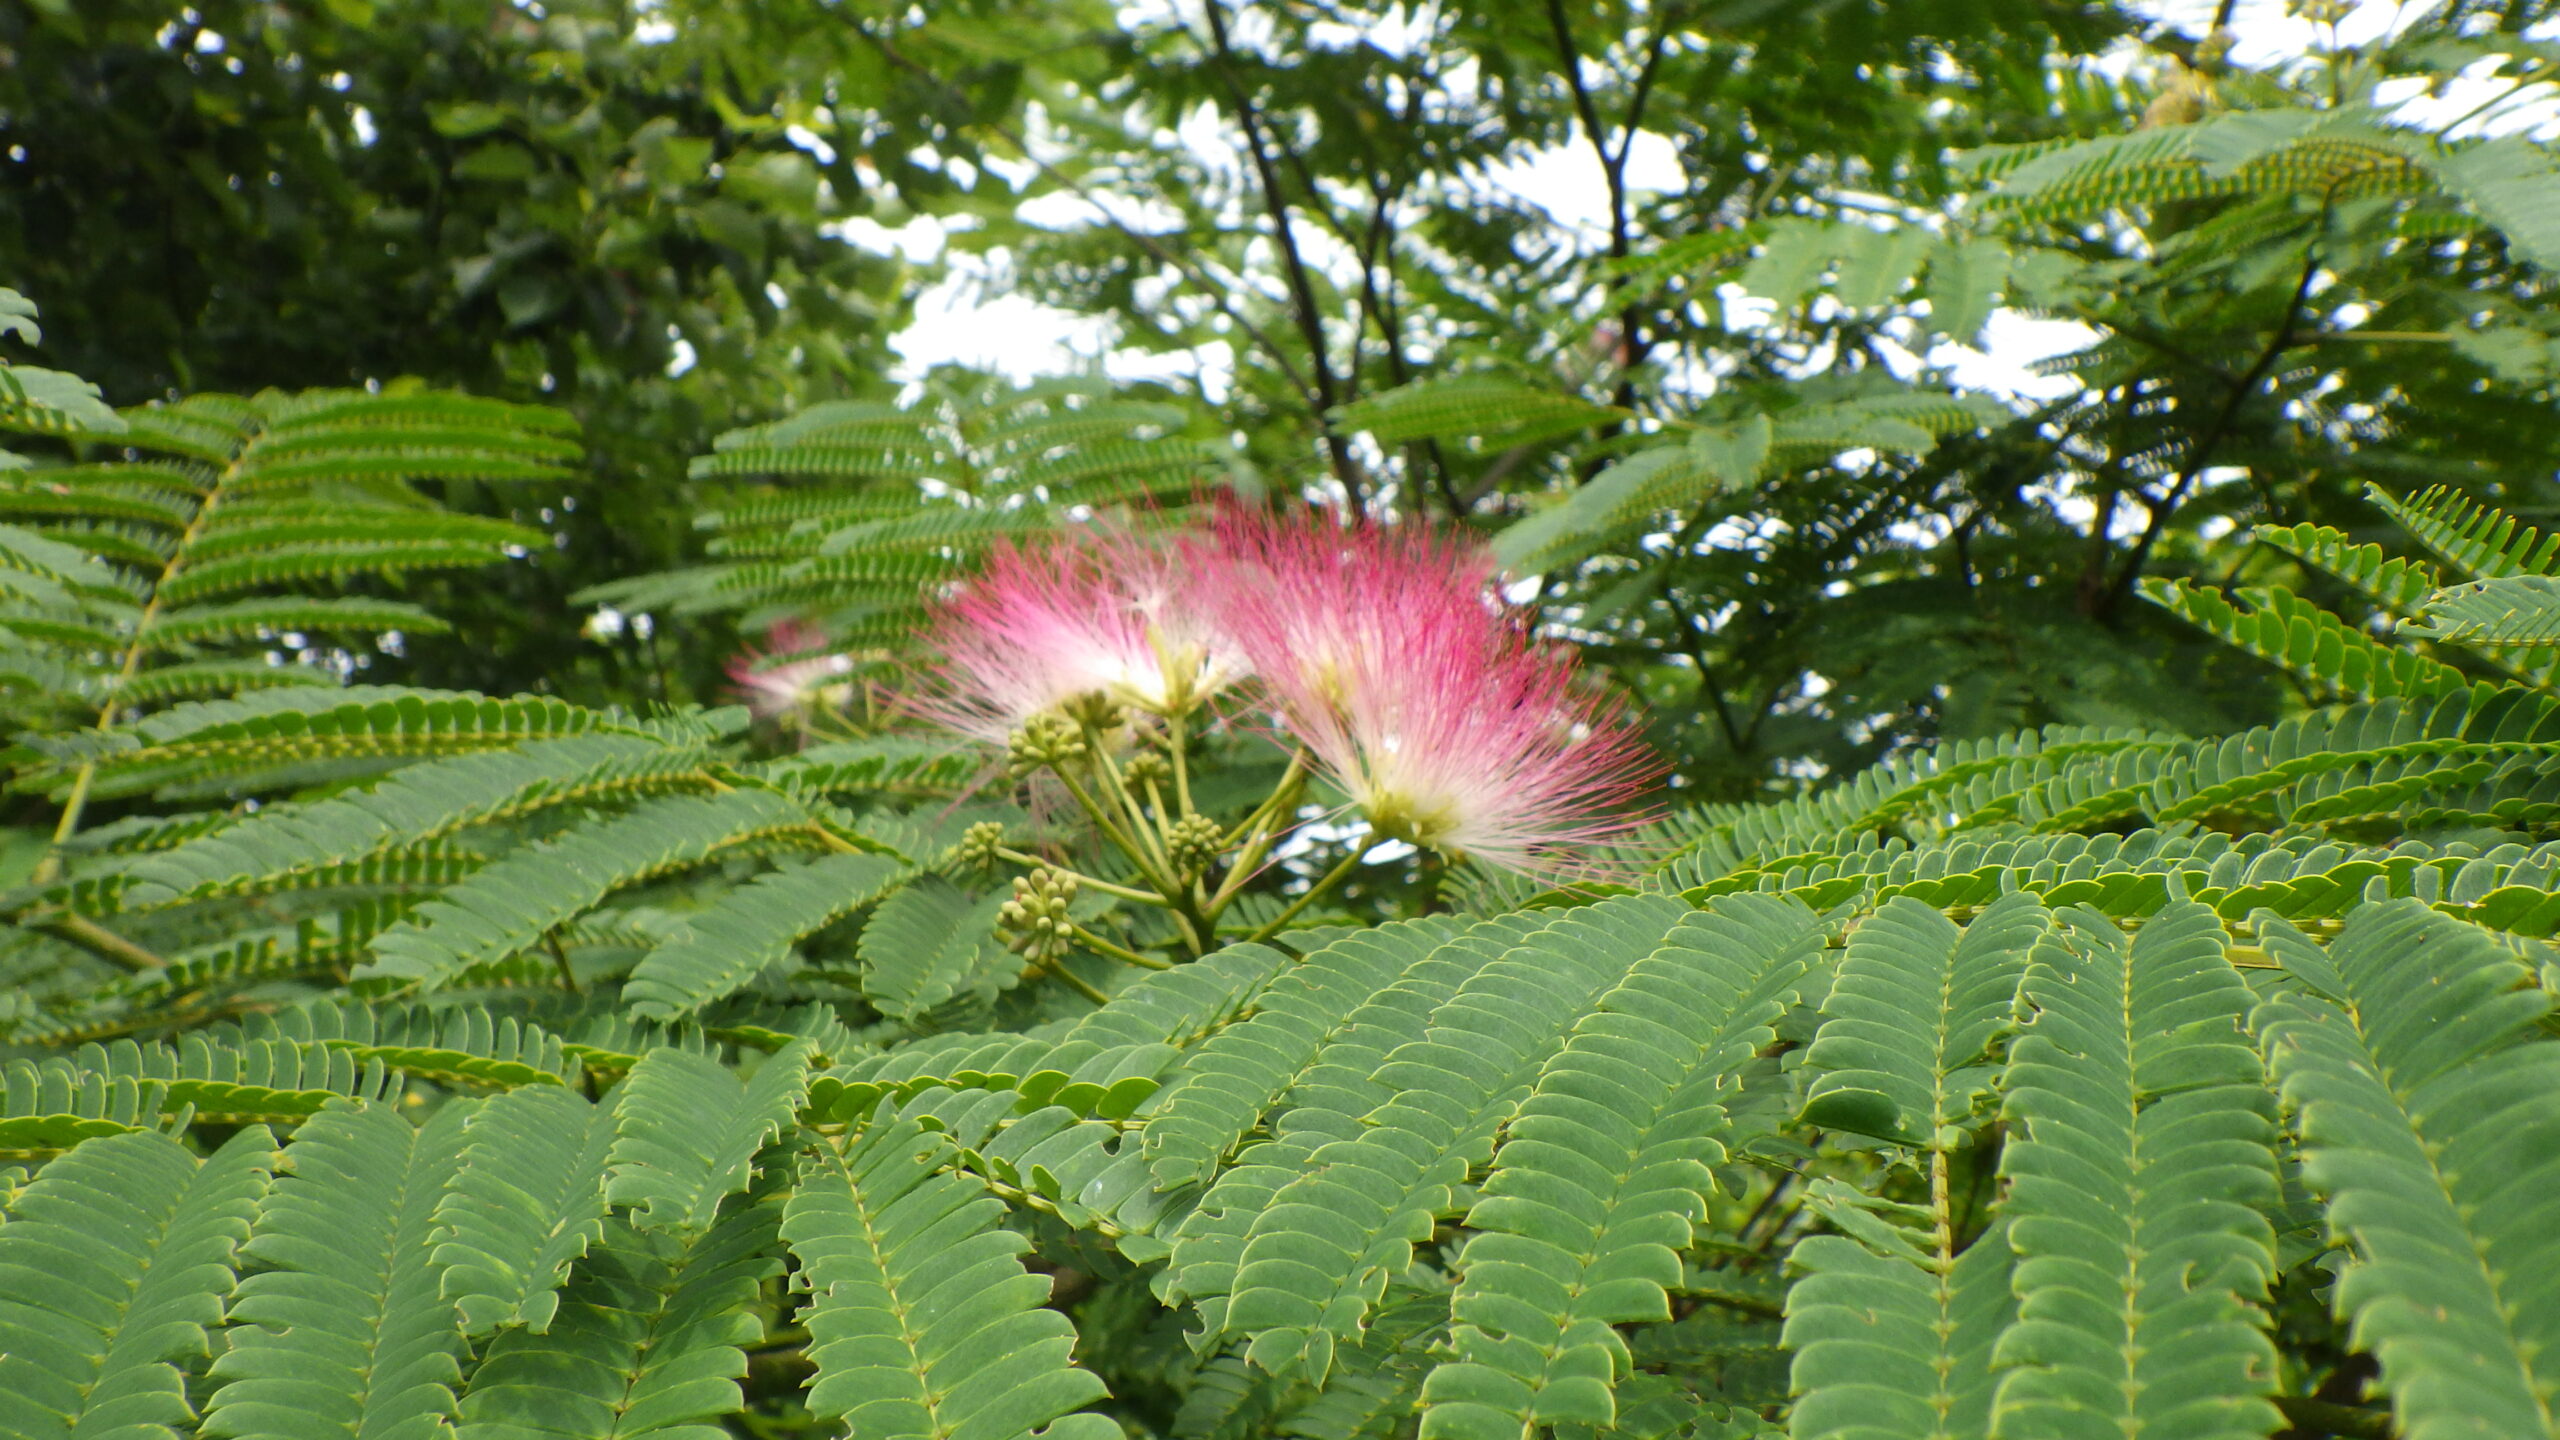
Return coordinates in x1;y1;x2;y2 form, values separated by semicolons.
1194;507;1658;878
913;527;1246;745
728;619;855;719
1189;503;1504;700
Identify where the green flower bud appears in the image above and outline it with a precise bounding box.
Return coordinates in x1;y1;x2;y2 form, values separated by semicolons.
1007;713;1087;777
1060;690;1125;730
954;820;1008;869
1167;814;1226;876
995;867;1080;963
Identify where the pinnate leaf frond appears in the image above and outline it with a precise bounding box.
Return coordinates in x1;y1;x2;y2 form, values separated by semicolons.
2256;901;2560;1440
1422;894;1825;1440
1988;902;2283;1439
606;1041;814;1234
783;1107;1117;1440
432;1083;617;1336
354;788;824;994
623;851;911;1020
0;1125;273;1440
200;1101;472;1440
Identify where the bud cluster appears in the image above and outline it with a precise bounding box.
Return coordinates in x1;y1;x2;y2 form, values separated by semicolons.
996;867;1080;964
1007;713;1087;777
955;820;1009;869
1167;814;1225;876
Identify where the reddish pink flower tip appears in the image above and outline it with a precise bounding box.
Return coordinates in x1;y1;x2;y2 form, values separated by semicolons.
912;526;1245;745
1193;506;1660;879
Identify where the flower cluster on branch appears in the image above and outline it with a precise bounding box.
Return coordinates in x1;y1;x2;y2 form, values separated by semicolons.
880;504;1660;975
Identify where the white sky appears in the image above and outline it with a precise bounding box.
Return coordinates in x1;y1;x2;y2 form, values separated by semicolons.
826;0;2557;402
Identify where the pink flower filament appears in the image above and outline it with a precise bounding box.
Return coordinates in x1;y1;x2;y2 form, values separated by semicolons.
1193;507;1658;878
914;528;1245;745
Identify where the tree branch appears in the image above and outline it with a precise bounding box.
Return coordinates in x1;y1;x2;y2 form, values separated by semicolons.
1199;0;1372;510
1662;588;1746;756
1615;21;1674;175
1544;0;1617;217
1350;180;1460;513
855;22;1327;419
1545;0;1672;413
2099;223;2325;616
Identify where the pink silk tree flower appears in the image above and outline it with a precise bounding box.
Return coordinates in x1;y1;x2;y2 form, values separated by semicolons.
913;527;1246;745
1196;508;1659;878
1188;503;1505;702
728;618;856;719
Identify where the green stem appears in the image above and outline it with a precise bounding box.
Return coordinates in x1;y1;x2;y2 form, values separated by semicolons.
1222;751;1310;850
33;450;239;887
1202;755;1315;925
1082;725;1177;877
1207;769;1314;919
1076;729;1212;953
32;763;97;889
1168;712;1196;816
1206;825;1275;918
1207;809;1299;920
1243;836;1381;945
991;850;1169;906
35;912;170;973
1049;762;1174;890
1038;952;1110;1004
1069;924;1174;970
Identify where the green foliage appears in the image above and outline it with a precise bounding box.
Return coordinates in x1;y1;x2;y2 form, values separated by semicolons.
434;1083;618;1336
356;789;827;995
2404;575;2560;650
623;852;911;1020
7;5;2560;1438
0;3;926;703
2140;577;2476;706
855;873;1014;1026
454;1202;780;1440
0;1125;272;1440
2257;902;2560;1440
587;383;1226;662
606;1043;813;1234
0;382;576;752
200;1101;473;1440
1422;896;1824;1440
785;1109;1116;1440
1992;904;2281;1438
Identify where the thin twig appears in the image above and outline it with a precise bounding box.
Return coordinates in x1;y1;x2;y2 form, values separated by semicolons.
856;23;1326;417
1544;0;1674;407
2101;217;2328;615
1038;952;1111;1004
1069;923;1174;970
1197;0;1373;509
993;850;1168;906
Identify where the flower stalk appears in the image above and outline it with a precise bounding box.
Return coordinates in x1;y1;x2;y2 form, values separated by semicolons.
1242;835;1383;945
